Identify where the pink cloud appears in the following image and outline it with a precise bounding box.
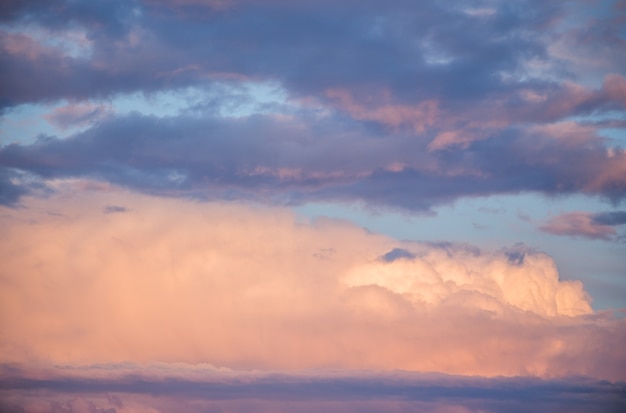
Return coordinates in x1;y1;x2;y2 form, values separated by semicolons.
540;212;616;240
0;189;624;381
325;88;438;133
602;73;626;107
45;102;113;130
427;129;493;151
528;122;601;146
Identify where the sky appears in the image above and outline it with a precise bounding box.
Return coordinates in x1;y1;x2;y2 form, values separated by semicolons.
0;0;625;412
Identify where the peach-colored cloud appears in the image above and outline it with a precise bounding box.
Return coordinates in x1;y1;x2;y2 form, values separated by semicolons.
343;244;591;317
0;189;624;380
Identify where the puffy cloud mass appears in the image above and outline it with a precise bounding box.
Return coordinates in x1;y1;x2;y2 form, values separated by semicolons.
1;188;624;381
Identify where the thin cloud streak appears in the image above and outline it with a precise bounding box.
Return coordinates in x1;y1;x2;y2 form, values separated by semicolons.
1;364;625;413
540;211;626;240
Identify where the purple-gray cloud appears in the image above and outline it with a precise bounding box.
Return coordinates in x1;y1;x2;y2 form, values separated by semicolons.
1;0;624;114
1;111;624;210
103;205;128;214
0;0;625;210
592;211;626;226
1;364;625;413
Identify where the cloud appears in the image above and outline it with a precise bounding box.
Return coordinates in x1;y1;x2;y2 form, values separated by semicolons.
0;167;28;205
1;0;625;213
324;89;439;133
1;189;624;380
592;211;626;226
1;365;625;413
44;103;113;130
1;0;624;123
344;241;592;317
0;167;49;206
103;205;128;214
1;110;625;211
1;2;625;411
380;247;416;262
540;211;626;240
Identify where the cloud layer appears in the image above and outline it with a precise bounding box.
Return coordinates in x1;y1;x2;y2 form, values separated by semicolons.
1;365;625;413
1;0;625;211
1;189;624;380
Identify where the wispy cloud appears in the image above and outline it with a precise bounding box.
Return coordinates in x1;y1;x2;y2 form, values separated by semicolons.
540;211;626;241
44;102;113;130
103;205;128;213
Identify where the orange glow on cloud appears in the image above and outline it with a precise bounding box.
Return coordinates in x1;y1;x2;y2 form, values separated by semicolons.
1;188;624;380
